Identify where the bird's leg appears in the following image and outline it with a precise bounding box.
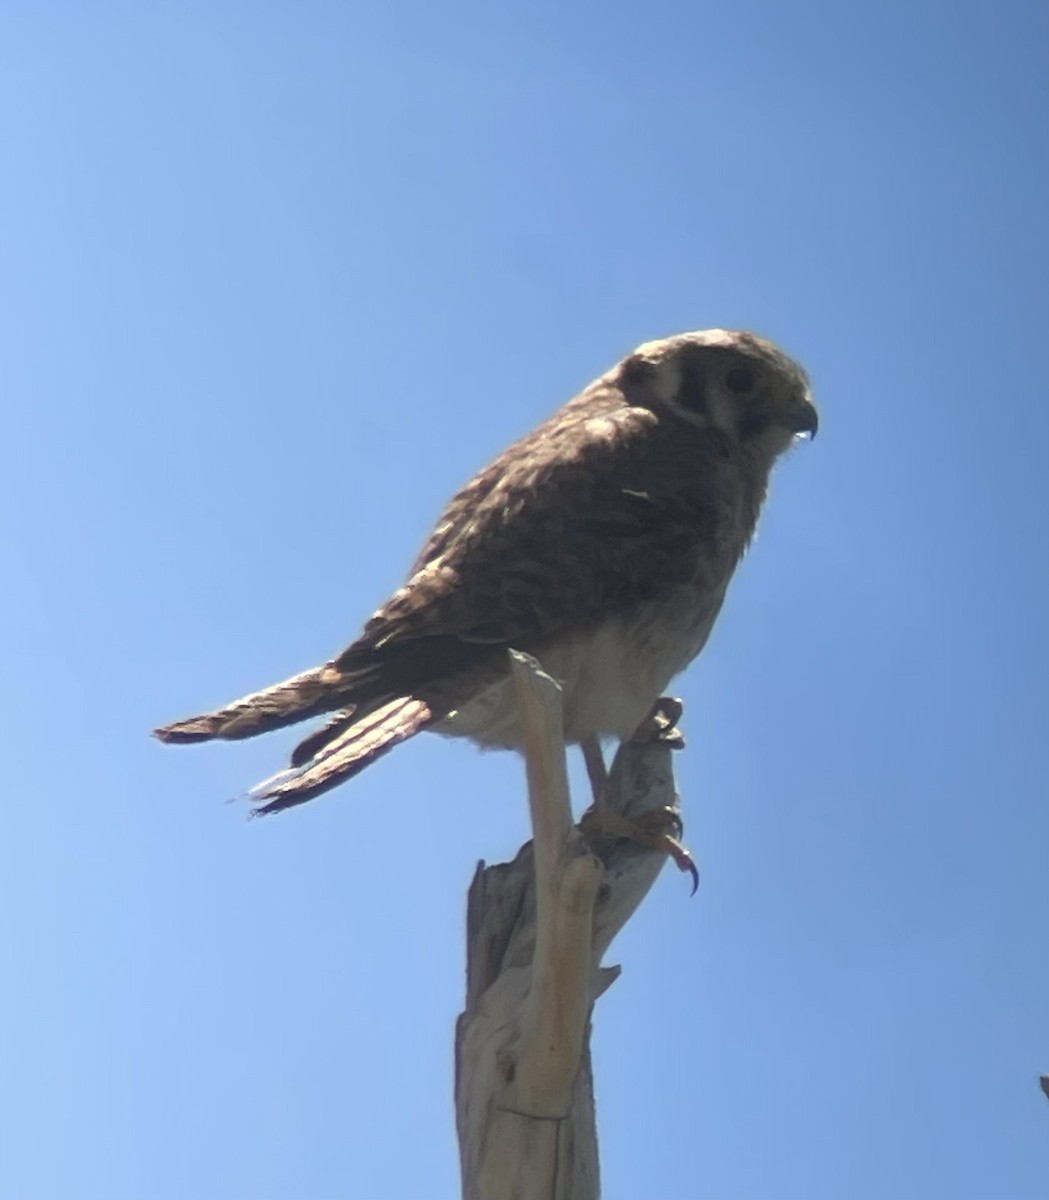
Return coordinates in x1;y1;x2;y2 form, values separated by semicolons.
578;703;698;893
581;731;658;847
581;734;609;810
580;732;643;841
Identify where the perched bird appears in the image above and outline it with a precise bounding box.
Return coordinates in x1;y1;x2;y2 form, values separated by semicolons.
155;329;817;817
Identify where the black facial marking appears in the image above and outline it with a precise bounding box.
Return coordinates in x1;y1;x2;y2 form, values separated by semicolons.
677;353;709;414
737;408;772;440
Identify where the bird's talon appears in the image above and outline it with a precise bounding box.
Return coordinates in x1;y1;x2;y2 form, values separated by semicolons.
630;697;686;748
634;804;683;841
664;835;700;896
580;805;697;893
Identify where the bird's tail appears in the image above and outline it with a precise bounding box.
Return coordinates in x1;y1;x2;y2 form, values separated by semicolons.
155;650;446;812
247;696;436;815
153;664;351;744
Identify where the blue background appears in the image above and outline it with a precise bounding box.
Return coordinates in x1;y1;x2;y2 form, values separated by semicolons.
2;2;1046;1196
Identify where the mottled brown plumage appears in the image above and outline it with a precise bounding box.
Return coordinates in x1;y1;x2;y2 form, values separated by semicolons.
155;329;817;813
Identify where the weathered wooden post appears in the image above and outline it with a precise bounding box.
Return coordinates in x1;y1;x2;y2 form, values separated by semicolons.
455;651;689;1200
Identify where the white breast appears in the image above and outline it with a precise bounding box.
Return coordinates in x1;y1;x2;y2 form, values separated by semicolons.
434;586;724;750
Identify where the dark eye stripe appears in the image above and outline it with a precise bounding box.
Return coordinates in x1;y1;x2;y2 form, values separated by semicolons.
677;357;708;413
738;409;771;440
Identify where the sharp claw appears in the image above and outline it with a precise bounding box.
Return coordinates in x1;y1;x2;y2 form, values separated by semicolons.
580;804;698;894
685;855;700;896
663;835;700;896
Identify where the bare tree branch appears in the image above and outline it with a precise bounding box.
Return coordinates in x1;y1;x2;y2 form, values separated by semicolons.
456;650;688;1199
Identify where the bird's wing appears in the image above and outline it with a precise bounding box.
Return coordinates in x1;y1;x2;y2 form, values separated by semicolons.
157;392;721;803
342;397;718;669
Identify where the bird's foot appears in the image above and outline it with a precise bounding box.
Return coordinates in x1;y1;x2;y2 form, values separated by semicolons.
579;804;699;895
630;695;686;748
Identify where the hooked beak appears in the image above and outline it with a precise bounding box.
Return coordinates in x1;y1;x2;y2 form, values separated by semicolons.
790;397;819;440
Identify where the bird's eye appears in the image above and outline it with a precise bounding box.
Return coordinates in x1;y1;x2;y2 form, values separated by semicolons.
620;354;656;386
725;366;756;395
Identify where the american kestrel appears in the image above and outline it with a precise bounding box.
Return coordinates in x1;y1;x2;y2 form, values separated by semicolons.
155;329;817;817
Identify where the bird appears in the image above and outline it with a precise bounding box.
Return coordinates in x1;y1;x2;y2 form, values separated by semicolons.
155;328;817;820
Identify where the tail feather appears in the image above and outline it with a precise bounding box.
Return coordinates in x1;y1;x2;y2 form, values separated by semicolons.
153;665;349;744
249;696;436;815
289;707;364;767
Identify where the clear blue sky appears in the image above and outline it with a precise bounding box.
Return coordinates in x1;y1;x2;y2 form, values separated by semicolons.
2;2;1046;1197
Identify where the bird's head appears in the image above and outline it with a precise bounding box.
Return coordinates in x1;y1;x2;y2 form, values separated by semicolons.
618;329;818;460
